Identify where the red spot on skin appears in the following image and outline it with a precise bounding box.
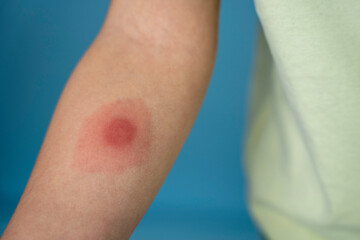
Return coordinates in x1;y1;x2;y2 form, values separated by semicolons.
103;118;136;148
73;99;151;175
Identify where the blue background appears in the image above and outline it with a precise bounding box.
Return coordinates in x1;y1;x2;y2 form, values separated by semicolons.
0;0;260;239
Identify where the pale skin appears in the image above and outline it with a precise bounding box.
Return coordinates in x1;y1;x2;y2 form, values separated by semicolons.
1;1;220;239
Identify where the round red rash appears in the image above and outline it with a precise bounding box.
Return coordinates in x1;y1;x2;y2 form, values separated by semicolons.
103;118;136;148
72;99;151;175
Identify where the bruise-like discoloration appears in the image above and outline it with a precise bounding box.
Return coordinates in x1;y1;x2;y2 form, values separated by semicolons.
103;118;136;148
73;98;151;174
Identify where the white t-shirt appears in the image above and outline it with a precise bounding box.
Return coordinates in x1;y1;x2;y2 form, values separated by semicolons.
245;1;360;239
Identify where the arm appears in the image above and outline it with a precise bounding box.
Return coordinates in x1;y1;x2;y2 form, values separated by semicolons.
1;0;219;239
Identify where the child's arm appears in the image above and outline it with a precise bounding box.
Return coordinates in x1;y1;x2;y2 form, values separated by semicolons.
1;1;220;239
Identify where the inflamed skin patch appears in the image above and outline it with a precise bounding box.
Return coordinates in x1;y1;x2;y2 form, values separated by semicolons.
72;98;151;175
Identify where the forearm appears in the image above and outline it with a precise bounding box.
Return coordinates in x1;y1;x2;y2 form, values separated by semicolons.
1;1;219;240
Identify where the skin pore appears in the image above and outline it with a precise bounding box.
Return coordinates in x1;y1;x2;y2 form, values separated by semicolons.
1;1;220;239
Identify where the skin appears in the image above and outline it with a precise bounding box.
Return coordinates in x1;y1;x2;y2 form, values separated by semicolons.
73;98;151;175
1;0;220;239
